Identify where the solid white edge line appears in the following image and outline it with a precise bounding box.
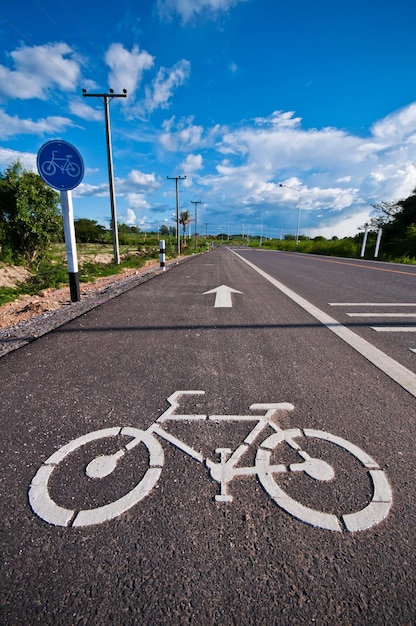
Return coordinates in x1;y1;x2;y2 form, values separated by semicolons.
230;249;416;399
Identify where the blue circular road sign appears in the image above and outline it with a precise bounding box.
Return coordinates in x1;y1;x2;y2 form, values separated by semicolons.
37;140;84;191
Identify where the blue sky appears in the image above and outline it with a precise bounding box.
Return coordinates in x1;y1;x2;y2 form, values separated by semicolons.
1;0;416;239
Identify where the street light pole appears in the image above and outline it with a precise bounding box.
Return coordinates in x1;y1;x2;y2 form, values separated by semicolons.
279;183;302;251
167;175;186;255
82;88;127;264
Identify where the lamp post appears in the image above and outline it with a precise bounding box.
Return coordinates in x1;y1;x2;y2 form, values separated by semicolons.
279;183;302;251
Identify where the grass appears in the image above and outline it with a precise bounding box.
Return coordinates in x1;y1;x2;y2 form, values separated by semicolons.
0;243;164;306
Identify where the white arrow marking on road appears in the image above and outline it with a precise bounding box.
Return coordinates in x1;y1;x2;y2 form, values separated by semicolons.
203;284;242;307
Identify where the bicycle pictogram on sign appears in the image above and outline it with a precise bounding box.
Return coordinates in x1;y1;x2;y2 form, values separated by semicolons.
40;151;81;178
37;140;84;190
29;391;393;531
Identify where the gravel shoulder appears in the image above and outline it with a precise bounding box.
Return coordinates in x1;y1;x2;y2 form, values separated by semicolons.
0;257;189;358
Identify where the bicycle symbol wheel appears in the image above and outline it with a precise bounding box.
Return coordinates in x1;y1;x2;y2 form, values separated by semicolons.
29;427;164;527
41;161;56;176
256;428;392;532
66;161;81;177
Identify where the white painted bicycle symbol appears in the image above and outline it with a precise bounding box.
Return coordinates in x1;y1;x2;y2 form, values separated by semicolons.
29;391;392;531
41;151;81;177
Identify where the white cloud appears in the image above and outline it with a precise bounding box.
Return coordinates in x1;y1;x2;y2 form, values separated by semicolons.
0;109;76;139
140;60;191;116
180;156;203;187
105;44;154;97
126;169;160;192
371;102;416;140
125;208;137;225
0;43;81;100
157;0;248;23
308;208;371;239
180;153;203;173
159;115;222;151
126;193;150;209
0;147;36;171
69;100;103;122
74;182;109;197
191;103;416;237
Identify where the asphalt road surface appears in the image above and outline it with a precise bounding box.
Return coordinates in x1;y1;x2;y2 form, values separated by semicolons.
1;246;415;625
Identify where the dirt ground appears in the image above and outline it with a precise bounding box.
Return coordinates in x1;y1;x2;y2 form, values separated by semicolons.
0;261;159;331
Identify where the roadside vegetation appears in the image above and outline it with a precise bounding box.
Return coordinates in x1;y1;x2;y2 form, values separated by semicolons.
1;160;415;306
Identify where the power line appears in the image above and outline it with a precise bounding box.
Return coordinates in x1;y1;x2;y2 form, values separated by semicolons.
33;0;70;41
0;11;79;85
55;0;125;93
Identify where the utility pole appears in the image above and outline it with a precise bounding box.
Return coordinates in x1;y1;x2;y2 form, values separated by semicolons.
167;175;186;256
82;88;127;264
191;200;201;252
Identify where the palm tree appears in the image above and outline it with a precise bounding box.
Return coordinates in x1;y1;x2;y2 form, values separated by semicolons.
179;210;192;245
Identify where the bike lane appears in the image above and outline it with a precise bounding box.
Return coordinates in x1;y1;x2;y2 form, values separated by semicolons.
1;247;415;624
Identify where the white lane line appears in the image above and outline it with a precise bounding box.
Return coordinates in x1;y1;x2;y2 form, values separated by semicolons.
230;249;416;399
329;303;416;306
347;313;416;317
371;327;416;332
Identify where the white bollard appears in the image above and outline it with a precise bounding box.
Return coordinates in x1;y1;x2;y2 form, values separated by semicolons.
374;228;382;258
360;226;369;258
159;239;166;271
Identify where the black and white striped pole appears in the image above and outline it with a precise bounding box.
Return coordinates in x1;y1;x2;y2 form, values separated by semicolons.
160;239;166;271
37;140;84;302
60;190;80;301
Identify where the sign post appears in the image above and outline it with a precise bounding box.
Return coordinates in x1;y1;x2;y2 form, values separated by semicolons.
37;140;84;302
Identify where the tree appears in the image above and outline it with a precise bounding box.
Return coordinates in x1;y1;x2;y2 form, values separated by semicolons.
0;161;62;265
74;218;107;243
179;210;192;244
118;223;140;235
369;200;401;229
371;188;416;258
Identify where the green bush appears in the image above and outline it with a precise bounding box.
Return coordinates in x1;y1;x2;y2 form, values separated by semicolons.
0;286;18;306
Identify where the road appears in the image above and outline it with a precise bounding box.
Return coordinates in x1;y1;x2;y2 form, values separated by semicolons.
1;246;415;625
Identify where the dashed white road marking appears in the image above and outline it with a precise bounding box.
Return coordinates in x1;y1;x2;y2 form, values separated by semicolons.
331;302;416;341
347;313;416;317
371;327;416;332
329;302;416;306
